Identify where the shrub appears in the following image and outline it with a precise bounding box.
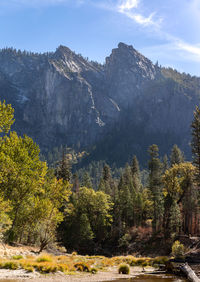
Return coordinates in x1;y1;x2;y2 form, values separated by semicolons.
3;262;19;270
172;241;185;259
118;264;130;274
12;255;23;260
153;257;169;265
90;267;98;274
57;264;67;272
34;263;58;273
74;262;90;272
129;258;137;266
136;258;146;265
24;265;34;272
36;255;52;263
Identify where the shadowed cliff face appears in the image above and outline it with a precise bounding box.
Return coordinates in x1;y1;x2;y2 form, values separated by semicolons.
0;43;199;165
105;43;158;108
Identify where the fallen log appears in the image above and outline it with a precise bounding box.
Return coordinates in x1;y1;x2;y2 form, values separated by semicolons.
180;263;200;282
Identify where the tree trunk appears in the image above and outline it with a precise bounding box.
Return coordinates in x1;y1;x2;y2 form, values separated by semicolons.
180;263;200;282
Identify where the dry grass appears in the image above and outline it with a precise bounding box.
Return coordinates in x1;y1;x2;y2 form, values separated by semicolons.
0;253;169;275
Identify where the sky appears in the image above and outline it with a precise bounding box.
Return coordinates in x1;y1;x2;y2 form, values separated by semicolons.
0;0;200;76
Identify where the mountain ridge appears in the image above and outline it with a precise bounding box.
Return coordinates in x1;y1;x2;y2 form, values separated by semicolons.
0;43;199;166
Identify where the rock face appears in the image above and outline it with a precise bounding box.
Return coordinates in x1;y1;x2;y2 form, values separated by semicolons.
0;43;200;165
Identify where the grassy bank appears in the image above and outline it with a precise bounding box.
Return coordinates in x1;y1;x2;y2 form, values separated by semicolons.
0;253;169;275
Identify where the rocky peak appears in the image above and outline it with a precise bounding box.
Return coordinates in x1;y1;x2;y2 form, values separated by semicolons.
106;42;157;79
51;45;102;75
104;42;158;108
53;45;74;59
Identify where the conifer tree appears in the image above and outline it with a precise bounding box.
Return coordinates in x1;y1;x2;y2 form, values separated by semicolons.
98;164;113;196
162;154;169;173
81;172;92;188
102;164;112;182
131;156;142;191
131;156;140;177
191;106;200;185
148;144;164;233
170;145;184;167
72;173;79;192
191;106;200;234
55;150;71;182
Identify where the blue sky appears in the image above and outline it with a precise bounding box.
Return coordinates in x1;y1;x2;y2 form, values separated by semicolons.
0;0;200;75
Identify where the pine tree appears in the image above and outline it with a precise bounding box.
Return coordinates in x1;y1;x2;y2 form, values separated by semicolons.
131;156;140;177
81;172;92;188
191;106;200;185
170;145;184;167
191;106;200;234
131;156;142;192
98;164;113;196
55;150;71;182
102;164;112;182
148;144;164;233
72;173;79;193
162;154;169;173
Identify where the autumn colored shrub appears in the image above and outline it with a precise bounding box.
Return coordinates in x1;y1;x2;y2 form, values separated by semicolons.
12;255;23;260
118;264;130;274
36;255;53;263
90;267;98;274
74;262;90;272
172;241;185;259
2;261;19;270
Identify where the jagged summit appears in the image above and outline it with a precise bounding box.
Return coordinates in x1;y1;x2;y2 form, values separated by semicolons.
105;42;158;107
117;42;138;52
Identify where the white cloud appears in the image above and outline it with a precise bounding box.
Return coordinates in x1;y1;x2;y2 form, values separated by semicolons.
176;41;200;57
116;0;160;27
121;10;156;26
118;0;138;11
141;39;200;68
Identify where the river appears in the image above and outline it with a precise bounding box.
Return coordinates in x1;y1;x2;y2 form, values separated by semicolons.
0;274;187;282
106;274;186;282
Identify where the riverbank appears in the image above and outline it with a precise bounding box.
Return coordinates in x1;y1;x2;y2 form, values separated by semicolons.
0;244;166;281
0;244;198;281
0;266;162;281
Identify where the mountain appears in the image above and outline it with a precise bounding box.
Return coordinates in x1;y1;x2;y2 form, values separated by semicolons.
0;43;200;166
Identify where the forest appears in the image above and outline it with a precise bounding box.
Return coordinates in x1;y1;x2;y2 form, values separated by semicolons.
0;100;199;256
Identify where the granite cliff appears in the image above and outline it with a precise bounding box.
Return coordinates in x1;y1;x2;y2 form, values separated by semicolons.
0;43;200;165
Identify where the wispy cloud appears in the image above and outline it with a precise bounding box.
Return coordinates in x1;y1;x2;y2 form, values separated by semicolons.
116;1;200;63
117;0;159;26
118;0;138;11
176;41;200;58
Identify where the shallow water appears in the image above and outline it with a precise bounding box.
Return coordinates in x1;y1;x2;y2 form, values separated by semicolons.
0;274;187;282
107;274;186;282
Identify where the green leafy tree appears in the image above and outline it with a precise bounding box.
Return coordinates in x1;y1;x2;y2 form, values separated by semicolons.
35;177;71;252
0;101;14;134
0;132;47;242
63;187;113;253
